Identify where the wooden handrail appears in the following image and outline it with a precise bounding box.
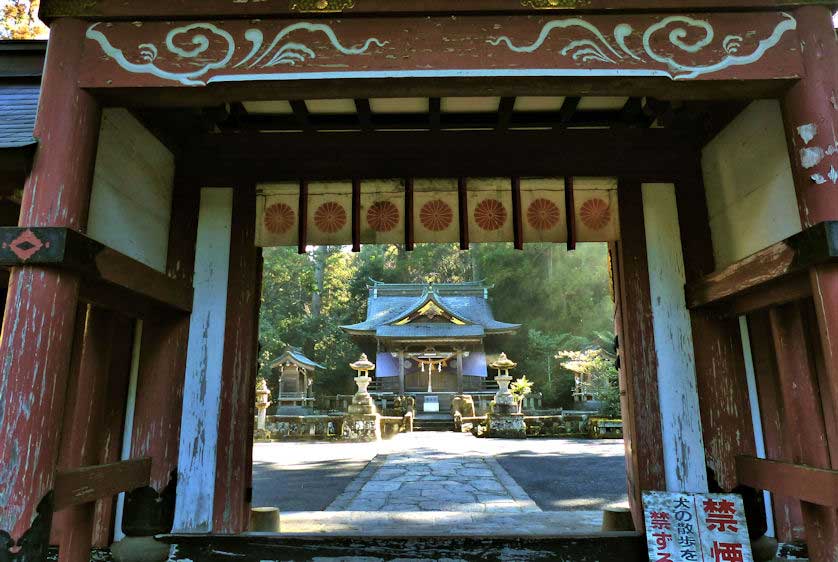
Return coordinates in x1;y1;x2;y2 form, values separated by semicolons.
54;458;152;511
735;455;838;508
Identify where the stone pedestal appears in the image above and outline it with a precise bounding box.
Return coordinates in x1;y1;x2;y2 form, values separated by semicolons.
487;413;527;439
341;413;381;442
342;373;381;441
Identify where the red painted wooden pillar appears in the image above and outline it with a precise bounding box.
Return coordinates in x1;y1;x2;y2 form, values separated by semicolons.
0;18;101;540
782;7;838;560
675;173;756;492
53;306;117;561
131;180;199;492
613;179;666;530
213;185;262;533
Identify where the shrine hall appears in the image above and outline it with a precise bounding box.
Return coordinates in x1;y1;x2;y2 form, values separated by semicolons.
0;1;837;560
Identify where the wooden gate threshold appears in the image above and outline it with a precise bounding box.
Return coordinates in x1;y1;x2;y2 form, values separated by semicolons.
160;532;646;561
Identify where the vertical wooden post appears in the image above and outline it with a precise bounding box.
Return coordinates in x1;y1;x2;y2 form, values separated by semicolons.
398;349;406;394
782;8;838;558
53;306;116;562
214;184;261;533
456;350;464;394
173;188;233;533
674;173;756;492
131;179;199;494
640;182;708;492
769;303;838;562
613;179;666;529
781;6;838;227
0;18;101;541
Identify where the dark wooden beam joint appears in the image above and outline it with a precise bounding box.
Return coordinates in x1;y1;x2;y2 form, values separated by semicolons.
685;221;838;311
736;455;838;508
0;227;193;313
54;458;152;511
458;177;469;251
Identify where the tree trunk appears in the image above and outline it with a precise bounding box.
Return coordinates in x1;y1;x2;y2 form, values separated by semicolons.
312;246;328;318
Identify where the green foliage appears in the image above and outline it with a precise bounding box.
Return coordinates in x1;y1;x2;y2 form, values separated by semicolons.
557;348;621;418
1;0;47;39
258;243;615;404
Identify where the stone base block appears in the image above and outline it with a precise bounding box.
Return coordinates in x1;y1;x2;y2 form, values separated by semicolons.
341;413;381;442
487;413;527;439
111;536;169;562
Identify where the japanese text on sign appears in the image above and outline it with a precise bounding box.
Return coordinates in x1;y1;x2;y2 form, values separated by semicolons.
642;492;753;562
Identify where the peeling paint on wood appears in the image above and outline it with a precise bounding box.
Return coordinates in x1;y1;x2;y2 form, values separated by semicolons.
172;188;234;533
641;183;708;493
0;18;101;541
213;185;261;533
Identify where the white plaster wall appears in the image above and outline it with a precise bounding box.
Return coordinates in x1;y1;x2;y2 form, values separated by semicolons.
642;183;709;493
88;108;175;272
702;100;801;268
173;188;233;533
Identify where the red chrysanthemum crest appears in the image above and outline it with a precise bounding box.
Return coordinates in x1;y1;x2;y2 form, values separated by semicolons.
313;201;347;233
366;201;400;233
420;199;454;232
579;198;612;231
526;198;561;231
473;198;507;231
264;203;295;234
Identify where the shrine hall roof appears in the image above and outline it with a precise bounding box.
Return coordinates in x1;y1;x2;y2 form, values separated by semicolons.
0;85;39;148
340;280;520;339
270;348;325;371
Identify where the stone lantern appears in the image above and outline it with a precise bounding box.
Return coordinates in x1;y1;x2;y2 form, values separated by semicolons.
487;352;526;438
254;378;272;435
490;352;518;415
343;353;381;441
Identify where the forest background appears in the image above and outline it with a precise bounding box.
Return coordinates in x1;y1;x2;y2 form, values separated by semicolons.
259;243;616;409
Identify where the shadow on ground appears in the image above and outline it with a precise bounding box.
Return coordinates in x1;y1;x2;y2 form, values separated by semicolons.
494;439;627;512
252;457;371;511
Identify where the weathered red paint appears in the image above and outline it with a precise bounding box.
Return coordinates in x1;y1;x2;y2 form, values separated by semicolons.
675;174;756;491
746;310;806;542
213;185;261;533
130;182;199;492
53;306;116;561
781;9;838;558
77;12;802;89
91;312;134;547
613;180;666;530
769;302;838;562
782;5;838;228
0;18;101;540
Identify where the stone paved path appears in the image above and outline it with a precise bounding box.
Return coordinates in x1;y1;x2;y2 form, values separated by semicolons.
326;441;540;513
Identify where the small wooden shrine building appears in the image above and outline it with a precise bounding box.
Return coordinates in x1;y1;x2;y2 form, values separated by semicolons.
269;348;324;412
341;280;520;395
0;1;837;560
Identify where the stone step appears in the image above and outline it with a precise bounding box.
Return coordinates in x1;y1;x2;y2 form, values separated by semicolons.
413;418;454;431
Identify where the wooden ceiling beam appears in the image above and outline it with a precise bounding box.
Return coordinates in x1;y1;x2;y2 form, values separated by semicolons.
429;98;442;132
289;100;312;132
354;98;373;133
497;97;516;131
178;128;700;183
216;108;629;133
557;96;582;127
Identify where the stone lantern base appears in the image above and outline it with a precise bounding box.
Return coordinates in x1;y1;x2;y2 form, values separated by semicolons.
341;413;381;442
487;412;527;439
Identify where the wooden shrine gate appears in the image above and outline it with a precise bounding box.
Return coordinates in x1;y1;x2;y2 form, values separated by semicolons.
0;1;837;560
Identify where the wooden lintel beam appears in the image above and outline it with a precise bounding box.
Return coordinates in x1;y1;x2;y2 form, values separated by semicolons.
721;271;812;317
54;458;152;511
0;227;193;313
182;129;698;182
736;455;838;507
685;221;838;309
